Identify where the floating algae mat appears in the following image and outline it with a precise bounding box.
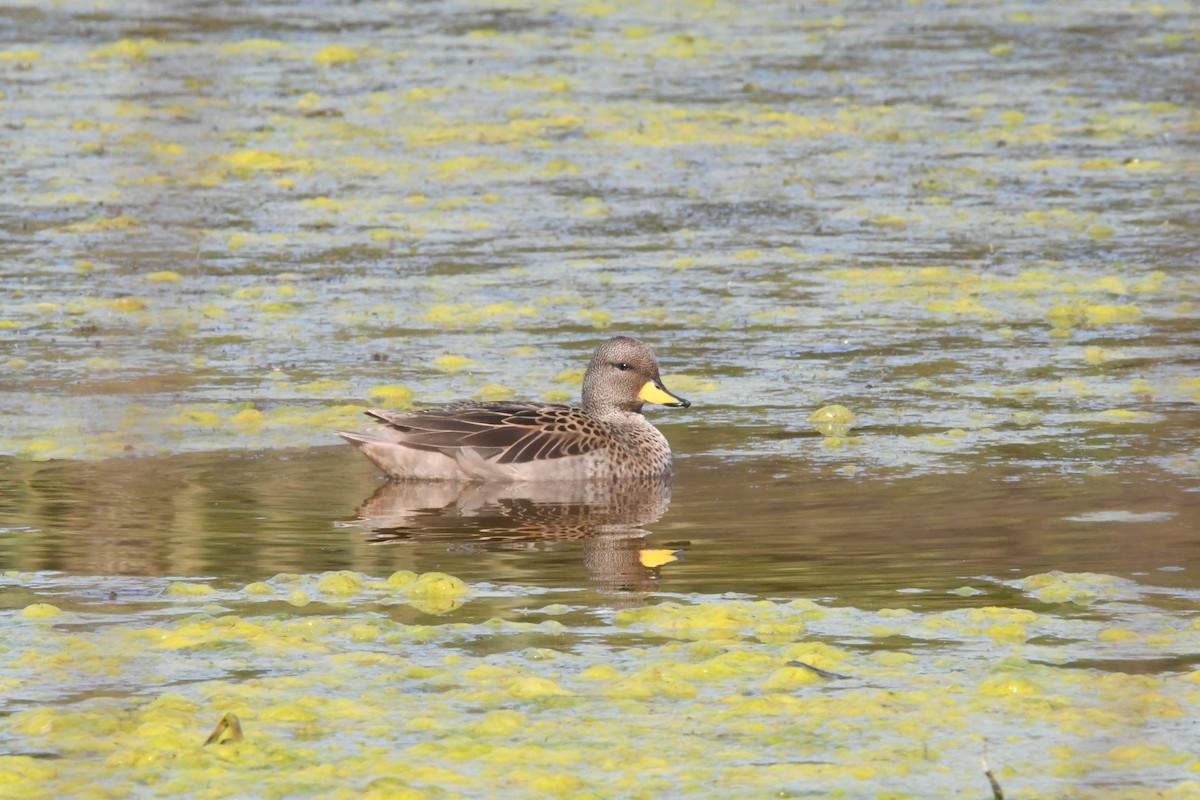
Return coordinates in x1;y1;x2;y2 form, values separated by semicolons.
3;569;1199;799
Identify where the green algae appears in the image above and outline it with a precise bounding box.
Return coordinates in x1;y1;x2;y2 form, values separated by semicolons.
3;569;1199;798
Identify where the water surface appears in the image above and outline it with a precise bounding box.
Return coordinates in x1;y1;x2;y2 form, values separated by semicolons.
1;0;1198;796
2;445;1197;606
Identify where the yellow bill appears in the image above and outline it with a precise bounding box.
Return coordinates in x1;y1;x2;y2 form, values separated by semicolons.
639;378;691;407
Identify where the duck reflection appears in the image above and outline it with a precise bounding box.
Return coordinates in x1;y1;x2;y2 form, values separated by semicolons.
343;476;680;592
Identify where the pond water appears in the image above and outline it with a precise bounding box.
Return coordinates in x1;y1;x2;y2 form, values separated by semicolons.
2;445;1198;606
2;0;1199;797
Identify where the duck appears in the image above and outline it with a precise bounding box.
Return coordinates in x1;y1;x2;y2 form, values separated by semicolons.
338;336;690;482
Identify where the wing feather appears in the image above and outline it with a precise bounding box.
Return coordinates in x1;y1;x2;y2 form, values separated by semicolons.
364;403;607;465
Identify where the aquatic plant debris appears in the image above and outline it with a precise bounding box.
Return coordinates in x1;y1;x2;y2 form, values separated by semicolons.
2;569;1200;798
202;712;244;746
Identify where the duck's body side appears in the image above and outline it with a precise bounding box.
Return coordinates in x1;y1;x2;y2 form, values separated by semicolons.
338;402;673;482
338;336;689;483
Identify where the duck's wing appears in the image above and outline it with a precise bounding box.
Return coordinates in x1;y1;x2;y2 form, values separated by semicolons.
364;403;608;464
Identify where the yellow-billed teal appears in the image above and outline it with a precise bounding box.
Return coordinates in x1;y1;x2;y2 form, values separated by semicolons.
338;336;690;482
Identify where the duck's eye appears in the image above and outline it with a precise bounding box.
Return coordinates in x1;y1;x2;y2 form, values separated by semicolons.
615;362;631;371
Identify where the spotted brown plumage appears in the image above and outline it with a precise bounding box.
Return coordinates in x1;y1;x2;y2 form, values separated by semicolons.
338;336;691;482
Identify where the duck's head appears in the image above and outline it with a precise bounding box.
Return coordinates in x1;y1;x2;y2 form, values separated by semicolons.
582;336;691;414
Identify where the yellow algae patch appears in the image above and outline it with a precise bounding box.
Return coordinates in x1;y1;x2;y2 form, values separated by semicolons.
965;607;1039;625
1049;302;1142;329
350;625;381;643
1021;572;1133;605
0;49;42;61
762;664;827;690
150;141;187;157
552;368;585;386
1088;276;1127;295
541;160;582;177
166;409;223;427
316;571;366;596
926;297;997;316
433;354;478;373
224;38;285;55
90;38;166;60
434;155;500;175
662;374;719;394
1045;304;1084;330
162;582;214;598
615;601;787;641
1093;409;1159;424
20;603;62;619
1084;304;1142;325
386;570;418;588
475;384;515;402
978;674;1043;697
401;572;469;599
579;664;620;682
429;195;470;211
21;440;63;460
313;45;363;65
403;87;446;103
603;669;698;701
300;196;347;210
222;149;300;174
827;266;957;287
807;404;855;437
142;270;182;282
85;357;122;370
367;384;414;408
369;228;411;242
61;215;142;233
470;709;527;736
579;309;611;327
507;676;573;700
0;755;58;786
230;408;264;428
423;302;538;328
232;286;267;300
286;591;311;607
1098;627;1138;643
863;213;913;229
296;380;350;395
261;703;320;723
985;624;1028;644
